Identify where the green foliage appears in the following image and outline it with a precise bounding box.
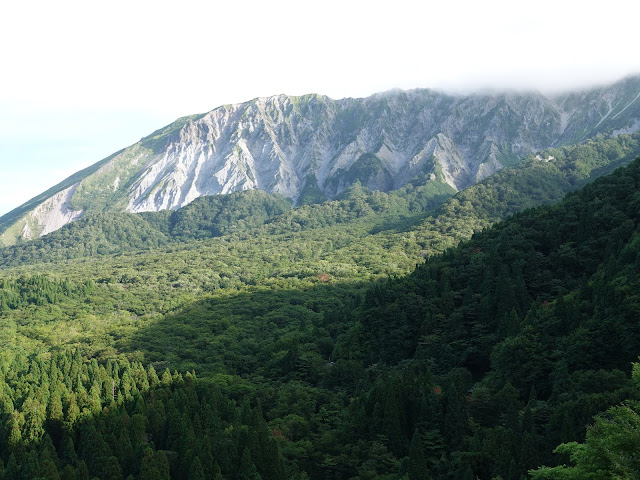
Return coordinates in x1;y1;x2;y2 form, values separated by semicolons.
0;135;640;479
168;189;291;239
297;175;327;206
68;145;153;213
408;429;430;480
530;362;640;479
0;190;292;267
139;114;206;154
530;401;640;479
345;153;393;189
352;156;640;478
414;133;640;255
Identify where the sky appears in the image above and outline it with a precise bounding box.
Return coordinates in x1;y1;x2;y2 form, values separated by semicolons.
1;0;639;216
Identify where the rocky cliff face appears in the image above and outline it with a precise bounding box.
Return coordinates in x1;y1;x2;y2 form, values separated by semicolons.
2;75;640;245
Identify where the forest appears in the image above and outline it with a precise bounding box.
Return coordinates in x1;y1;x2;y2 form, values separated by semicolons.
1;133;640;479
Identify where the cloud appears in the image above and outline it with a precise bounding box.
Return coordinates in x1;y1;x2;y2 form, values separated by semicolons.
1;0;639;218
3;0;638;114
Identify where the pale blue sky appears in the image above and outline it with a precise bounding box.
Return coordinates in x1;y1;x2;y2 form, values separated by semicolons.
0;104;174;216
1;0;639;216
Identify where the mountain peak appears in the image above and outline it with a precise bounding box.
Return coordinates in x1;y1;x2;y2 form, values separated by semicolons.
2;77;640;246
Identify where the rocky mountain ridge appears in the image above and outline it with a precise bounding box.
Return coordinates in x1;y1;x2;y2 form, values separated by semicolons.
2;75;640;245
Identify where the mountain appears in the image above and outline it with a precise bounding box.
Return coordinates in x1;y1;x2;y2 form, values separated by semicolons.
2;75;640;246
2;153;640;477
2;132;639;270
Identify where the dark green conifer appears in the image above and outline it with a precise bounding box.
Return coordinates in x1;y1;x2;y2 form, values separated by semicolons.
213;462;224;480
22;449;41;480
76;461;90;480
61;464;77;480
156;450;170;480
188;456;206;480
407;429;429;480
238;447;262;480
61;433;78;465
4;454;20;480
102;456;123;480
138;448;161;480
146;365;160;387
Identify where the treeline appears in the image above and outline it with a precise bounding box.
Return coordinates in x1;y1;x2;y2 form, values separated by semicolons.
0;190;292;267
0;276;94;313
1;133;638;271
0;181;428;268
0;351;289;480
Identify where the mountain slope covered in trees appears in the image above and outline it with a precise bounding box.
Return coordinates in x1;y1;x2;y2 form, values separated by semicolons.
2;133;639;270
347;155;640;478
1;135;640;477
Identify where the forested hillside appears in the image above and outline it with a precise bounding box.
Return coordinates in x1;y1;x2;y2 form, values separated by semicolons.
351;156;640;478
1;136;640;479
2;133;638;268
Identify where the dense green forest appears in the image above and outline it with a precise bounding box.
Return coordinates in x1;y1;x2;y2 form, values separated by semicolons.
2;134;638;269
1;133;640;479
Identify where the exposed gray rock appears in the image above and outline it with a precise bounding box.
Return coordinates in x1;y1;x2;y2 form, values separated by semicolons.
2;75;640;245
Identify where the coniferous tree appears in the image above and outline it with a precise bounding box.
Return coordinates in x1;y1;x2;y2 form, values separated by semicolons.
507;459;519;480
213;462;224;480
6;410;24;452
147;365;160;387
407;429;430;480
238;447;262;480
102;456;123;480
4;454;19;480
22;449;41;480
188;456;206;480
249;401;287;480
443;383;466;449
518;402;540;473
156;450;171;480
61;464;77;480
138;448;161;480
61;433;78;466
79;423;110;476
47;391;64;443
381;381;407;456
